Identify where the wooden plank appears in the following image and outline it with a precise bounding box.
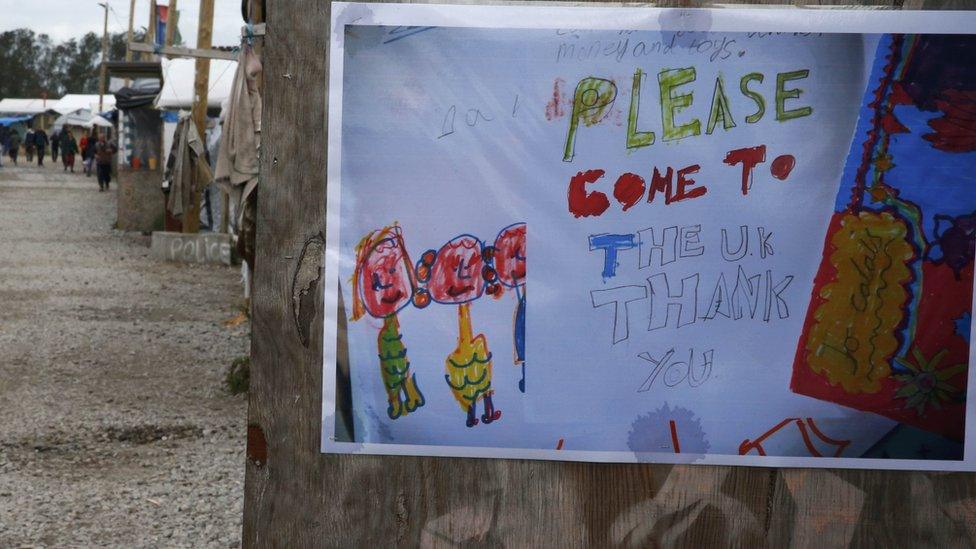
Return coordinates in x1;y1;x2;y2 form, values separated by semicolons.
243;0;976;546
128;41;238;61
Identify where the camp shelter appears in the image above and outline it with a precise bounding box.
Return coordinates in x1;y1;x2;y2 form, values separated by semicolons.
52;94;116;116
0;97;59;131
51;109;113;131
155;57;236;160
107;61;166;233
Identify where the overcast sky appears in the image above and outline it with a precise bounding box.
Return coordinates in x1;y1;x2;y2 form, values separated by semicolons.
0;0;245;48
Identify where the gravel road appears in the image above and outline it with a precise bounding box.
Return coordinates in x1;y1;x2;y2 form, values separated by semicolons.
0;162;249;547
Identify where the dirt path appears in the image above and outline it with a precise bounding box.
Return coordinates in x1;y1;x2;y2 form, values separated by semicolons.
0;161;248;547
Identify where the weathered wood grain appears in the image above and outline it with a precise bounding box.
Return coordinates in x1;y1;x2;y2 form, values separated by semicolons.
244;0;976;546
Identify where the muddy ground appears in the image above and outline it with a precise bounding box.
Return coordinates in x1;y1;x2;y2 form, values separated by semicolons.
0;161;249;547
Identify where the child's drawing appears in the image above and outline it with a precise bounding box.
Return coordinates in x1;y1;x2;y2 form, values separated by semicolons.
419;235;501;427
793;34;976;442
351;225;428;420
487;223;527;392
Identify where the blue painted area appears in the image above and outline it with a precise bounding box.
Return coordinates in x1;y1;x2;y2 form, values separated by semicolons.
836;34;976;248
515;290;526;393
588;233;637;280
955;312;972;344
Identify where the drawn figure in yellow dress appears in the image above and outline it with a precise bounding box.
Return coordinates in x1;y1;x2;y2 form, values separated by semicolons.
417;234;500;427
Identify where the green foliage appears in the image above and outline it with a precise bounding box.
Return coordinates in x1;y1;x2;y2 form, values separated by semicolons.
0;28;144;101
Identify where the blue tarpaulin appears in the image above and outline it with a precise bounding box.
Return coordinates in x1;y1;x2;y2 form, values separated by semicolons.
0;115;32;127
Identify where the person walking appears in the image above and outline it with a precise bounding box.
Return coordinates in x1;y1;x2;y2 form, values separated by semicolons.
8;130;21;165
50;129;60;163
0;126;7;168
61;130;78;173
24;128;35;163
81;131;96;177
94;134;117;191
34;128;48;167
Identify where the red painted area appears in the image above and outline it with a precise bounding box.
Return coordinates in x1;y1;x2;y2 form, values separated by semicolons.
770;154;796;180
613;173;645;211
926;90;976;153
723;145;766;195
647;167;672;204
739;418;850;457
493;223;526;288
669;420;681;453
358;231;413;318
427;235;485;304
791;213;971;440
673;164;706;203
545;78;566;121
567;169;610;218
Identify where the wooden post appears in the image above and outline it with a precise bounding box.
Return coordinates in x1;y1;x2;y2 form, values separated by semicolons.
146;0;156;53
184;0;214;234
126;0;136;62
245;0;976;546
98;2;109;114
165;0;178;47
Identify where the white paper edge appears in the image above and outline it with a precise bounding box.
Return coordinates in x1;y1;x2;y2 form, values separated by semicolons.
322;1;976;471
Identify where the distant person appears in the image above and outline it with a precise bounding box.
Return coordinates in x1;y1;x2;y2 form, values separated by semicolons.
24;128;35;163
94;134;117;191
8;130;21;165
0;126;6;168
81;130;96;177
34;128;48;167
61;130;78;173
50;129;60;162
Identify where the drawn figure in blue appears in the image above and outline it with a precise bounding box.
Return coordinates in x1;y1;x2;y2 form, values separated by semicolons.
486;223;527;392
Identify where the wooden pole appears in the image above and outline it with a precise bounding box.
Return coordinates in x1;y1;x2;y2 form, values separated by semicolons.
98;2;109;115
146;0;156;52
185;0;214;234
165;0;178;47
126;0;136;61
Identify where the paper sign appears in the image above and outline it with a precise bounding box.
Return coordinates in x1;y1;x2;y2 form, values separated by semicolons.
322;3;976;470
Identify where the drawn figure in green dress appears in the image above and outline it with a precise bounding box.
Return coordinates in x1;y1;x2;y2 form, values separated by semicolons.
351;225;429;420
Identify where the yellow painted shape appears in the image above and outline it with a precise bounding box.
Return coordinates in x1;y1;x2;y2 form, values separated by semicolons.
806;211;913;393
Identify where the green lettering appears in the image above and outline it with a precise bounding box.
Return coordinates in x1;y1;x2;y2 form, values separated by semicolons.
659;67;700;142
627;69;655;150
740;72;765;124
706;74;736;135
563;77;618;161
776;69;812;121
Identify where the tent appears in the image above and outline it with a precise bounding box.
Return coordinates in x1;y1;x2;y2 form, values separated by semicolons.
52;109;114;131
0;115;33;127
0;98;56;116
156;58;237;110
52;94;116;115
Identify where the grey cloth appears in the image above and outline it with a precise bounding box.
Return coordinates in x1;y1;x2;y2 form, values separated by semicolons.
163;113;213;219
215;43;262;225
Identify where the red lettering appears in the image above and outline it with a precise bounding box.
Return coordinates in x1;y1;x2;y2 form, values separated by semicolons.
673;164;707;202
568;169;610;218
724;145;766;195
648;167;673;204
613;172;645;211
770;154;796;180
